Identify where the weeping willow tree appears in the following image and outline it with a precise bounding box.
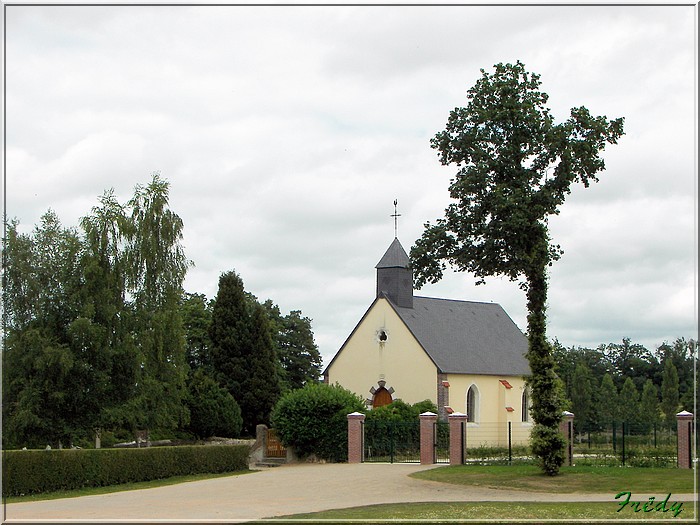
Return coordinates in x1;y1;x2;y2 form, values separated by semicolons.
411;61;624;475
2;173;193;447
124;173;192;433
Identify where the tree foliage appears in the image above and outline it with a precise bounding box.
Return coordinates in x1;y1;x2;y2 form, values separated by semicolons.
3;174;190;448
208;271;281;436
411;61;624;475
619;377;640;428
570;362;594;434
270;383;365;462
180;292;213;371
185;369;242;438
661;358;680;429
552;337;694;434
3;173;321;449
262;300;323;392
639;379;660;433
598;373;619;428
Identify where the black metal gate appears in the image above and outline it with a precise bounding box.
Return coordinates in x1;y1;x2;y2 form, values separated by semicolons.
363;419;420;463
434;421;450;463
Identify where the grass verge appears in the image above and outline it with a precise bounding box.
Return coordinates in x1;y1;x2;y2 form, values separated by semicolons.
4;469;254;503
274;501;695;521
410;464;695;494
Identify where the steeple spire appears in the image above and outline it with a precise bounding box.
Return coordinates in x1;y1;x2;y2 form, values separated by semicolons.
390;199;401;238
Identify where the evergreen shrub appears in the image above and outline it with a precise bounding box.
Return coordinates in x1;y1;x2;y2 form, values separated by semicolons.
270;383;365;462
363;400;438;460
2;445;249;497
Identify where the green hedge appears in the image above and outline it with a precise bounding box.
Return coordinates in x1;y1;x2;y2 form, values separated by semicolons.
2;445;250;497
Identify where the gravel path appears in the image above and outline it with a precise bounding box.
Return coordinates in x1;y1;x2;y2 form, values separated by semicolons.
4;463;696;522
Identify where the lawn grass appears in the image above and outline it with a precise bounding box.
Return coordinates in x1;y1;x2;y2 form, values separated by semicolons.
4;469;254;503
410;464;695;494
275;501;695;521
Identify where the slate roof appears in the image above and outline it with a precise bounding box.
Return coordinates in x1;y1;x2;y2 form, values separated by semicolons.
391;296;530;376
375;237;410;269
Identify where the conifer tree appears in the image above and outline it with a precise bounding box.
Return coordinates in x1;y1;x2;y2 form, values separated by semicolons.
598;373;619;428
570;362;594;434
639;379;660;434
209;271;281;436
660;359;680;429
619;377;640;429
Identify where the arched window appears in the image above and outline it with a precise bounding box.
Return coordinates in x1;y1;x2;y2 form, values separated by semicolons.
466;385;480;423
521;389;530;423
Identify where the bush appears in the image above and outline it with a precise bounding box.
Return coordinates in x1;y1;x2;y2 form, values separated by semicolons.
186;370;243;438
2;445;249;497
270;383;365;462
365;399;437;422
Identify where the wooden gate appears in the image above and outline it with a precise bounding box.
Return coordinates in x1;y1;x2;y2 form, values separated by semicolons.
266;428;287;458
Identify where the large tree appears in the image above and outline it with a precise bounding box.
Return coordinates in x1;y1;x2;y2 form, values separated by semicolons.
598;373;620;429
262;300;323;392
181;292;214;371
570;362;594;435
209;271;281;436
619;377;640;429
3;212;90;447
411;61;624;475
660;358;680;429
639;379;660;434
123;173;191;434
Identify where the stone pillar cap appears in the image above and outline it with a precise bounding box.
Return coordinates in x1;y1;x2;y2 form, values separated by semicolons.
676;410;694;417
419;411;437;417
347;411;365;418
562;410;574;416
448;412;467;417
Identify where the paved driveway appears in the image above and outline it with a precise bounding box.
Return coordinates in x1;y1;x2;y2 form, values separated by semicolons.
4;463;696;522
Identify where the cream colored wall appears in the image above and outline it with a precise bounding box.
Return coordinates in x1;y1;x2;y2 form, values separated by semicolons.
326;298;438;406
446;374;532;447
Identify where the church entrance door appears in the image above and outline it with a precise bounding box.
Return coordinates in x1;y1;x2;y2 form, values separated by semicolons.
372;387;392;408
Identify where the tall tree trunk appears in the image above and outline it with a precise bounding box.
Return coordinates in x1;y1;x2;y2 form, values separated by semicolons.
525;237;565;475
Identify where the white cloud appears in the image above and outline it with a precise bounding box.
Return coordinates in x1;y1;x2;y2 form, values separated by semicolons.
4;4;697;366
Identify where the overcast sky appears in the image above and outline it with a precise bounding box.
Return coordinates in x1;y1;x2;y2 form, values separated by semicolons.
4;2;697;366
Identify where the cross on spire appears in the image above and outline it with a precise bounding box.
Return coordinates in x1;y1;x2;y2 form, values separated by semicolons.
390;199;401;238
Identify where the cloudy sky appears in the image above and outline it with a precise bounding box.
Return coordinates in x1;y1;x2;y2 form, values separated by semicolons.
4;2;697;366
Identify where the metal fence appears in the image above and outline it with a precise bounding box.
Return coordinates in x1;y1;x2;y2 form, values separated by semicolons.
362;419;684;467
572;421;678;467
459;421;680;467
460;422;531;465
363;419;421;463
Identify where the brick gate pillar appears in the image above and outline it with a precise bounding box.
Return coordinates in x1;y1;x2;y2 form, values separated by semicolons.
347;412;365;464
676;411;694;469
448;412;468;465
419;412;438;465
559;411;574;467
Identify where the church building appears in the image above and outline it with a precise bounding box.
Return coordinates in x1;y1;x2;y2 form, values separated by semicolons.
324;236;533;446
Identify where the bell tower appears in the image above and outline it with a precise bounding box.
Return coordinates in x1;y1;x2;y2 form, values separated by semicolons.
376;237;413;309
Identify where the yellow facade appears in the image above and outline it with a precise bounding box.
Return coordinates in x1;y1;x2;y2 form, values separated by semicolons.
326;296;532;447
325;297;437;405
445;374;531;447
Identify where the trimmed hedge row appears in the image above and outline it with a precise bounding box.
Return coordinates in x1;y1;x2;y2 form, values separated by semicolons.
2;445;250;497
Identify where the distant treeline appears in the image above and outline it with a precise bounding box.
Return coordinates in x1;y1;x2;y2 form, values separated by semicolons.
552;337;696;433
